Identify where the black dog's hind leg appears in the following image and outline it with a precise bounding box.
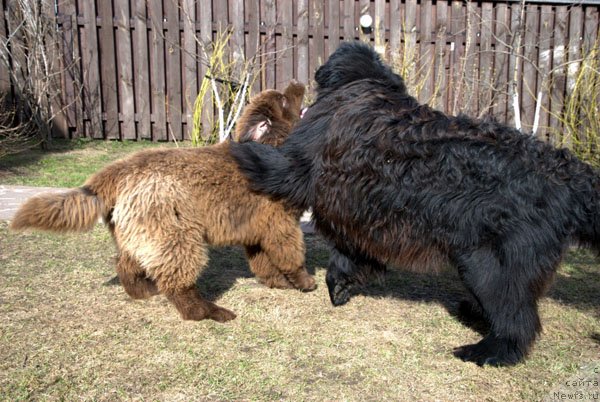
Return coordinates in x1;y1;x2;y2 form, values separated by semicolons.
451;246;547;366
326;247;386;306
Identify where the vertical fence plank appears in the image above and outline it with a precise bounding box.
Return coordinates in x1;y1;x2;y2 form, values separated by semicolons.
82;0;103;138
56;0;78;137
134;0;151;139
549;6;568;146
389;0;400;63
230;0;244;67
583;6;599;52
246;0;260;95
97;0;118;138
72;9;84;138
478;2;493;117
582;6;598;153
358;0;370;43
492;3;509;122
0;0;9;95
183;0;197;140
263;0;276;90
506;1;523;127
43;1;68;140
464;1;479;116
329;0;340;55
419;0;433;104
198;0;213;140
149;0;167;140
448;1;465;115
405;0;418;95
567;6;583;100
374;0;385;54
114;0;135;139
343;0;356;42
432;1;448;111
212;0;229;120
279;0;293;87
165;0;182;141
311;0;324;73
275;0;283;88
567;3;583;93
566;6;584;148
521;4;539;131
536;5;554;139
297;0;309;86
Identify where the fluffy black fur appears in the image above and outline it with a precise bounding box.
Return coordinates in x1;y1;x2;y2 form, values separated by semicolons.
230;41;600;366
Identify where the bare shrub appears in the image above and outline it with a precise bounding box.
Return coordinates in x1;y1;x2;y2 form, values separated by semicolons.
0;0;78;153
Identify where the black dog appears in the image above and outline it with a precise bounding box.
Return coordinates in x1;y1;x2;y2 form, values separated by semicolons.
230;41;600;366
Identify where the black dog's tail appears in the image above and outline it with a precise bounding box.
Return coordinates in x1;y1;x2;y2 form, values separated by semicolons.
229;141;312;209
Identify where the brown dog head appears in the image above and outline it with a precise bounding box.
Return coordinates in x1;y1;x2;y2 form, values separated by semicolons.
234;80;306;147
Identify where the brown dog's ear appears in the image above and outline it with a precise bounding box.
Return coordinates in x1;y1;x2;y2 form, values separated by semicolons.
282;81;306;118
238;118;271;143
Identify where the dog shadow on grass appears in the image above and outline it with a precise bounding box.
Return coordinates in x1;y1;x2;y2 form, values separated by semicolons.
196;239;600;325
104;237;324;300
194;236;325;300
107;236;599;337
351;246;600;337
103;246;256;298
194;246;254;299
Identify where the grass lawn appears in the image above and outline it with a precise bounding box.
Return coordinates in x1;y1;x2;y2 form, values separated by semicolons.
0;138;179;188
0;140;599;400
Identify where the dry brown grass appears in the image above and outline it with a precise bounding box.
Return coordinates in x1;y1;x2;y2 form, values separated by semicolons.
1;222;599;401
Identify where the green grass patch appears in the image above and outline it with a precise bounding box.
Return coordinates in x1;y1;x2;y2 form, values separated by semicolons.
0;139;598;400
1;223;598;401
0;138;179;187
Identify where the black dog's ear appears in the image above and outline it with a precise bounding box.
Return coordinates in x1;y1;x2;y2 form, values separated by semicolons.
238;118;271;143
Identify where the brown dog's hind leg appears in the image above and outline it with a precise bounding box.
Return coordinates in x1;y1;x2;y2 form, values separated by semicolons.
116;251;159;299
245;245;295;289
165;286;236;322
148;240;236;322
261;224;316;291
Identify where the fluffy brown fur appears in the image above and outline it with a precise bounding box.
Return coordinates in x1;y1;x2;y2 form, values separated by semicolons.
10;81;315;322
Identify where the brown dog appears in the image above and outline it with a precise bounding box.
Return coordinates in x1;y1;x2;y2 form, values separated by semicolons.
10;81;315;322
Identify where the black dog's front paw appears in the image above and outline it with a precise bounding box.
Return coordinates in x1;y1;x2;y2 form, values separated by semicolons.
330;283;351;306
453;343;503;367
453;336;524;367
326;272;352;306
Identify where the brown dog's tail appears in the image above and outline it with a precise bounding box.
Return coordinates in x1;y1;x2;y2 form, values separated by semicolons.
10;186;104;233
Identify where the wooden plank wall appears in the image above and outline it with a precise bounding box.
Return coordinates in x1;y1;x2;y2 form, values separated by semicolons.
1;0;599;141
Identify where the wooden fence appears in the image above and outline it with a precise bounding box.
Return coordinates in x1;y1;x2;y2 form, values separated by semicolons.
0;0;599;142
